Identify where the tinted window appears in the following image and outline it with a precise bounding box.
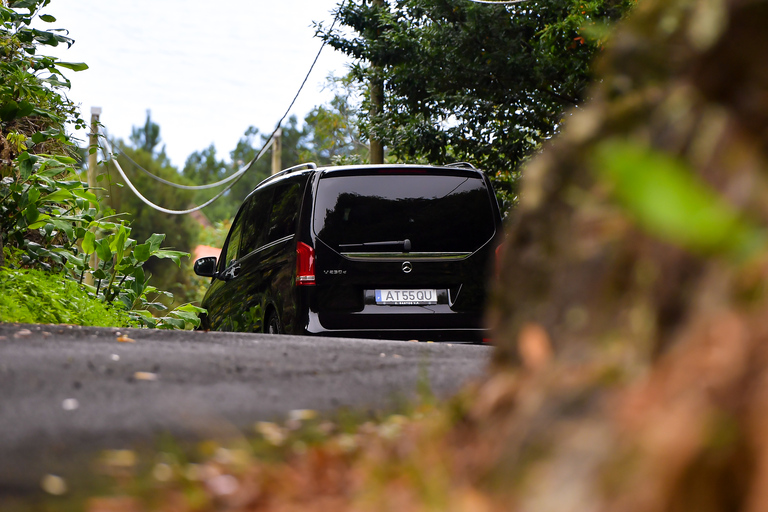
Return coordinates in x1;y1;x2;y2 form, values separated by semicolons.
220;211;244;270
266;181;302;243
240;187;273;255
314;173;496;253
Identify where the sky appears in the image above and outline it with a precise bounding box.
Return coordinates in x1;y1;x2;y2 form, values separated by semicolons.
39;0;352;169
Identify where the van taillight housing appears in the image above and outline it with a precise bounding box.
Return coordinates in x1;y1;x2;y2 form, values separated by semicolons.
296;242;316;286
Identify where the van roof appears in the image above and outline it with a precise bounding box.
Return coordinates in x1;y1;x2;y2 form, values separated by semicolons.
254;162;484;192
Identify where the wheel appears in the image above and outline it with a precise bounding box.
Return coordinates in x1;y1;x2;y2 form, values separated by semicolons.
266;311;282;335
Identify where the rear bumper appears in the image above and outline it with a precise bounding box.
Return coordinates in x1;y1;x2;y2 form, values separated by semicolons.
304;308;488;342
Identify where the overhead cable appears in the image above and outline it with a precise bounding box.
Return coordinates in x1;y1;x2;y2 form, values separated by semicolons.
98;0;348;214
103;128;273;190
99;129;271;215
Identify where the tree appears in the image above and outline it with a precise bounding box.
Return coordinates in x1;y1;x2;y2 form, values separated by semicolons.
318;0;634;203
129;109;163;156
183;94;367;227
301;75;369;164
181;143;236;223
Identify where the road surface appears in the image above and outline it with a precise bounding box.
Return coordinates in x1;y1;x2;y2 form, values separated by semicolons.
0;323;492;494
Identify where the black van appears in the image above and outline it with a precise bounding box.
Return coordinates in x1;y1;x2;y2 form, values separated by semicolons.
194;163;503;341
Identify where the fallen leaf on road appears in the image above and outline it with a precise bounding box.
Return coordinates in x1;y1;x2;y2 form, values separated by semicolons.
133;372;157;381
117;335;135;343
288;409;318;422
14;329;32;339
62;398;79;411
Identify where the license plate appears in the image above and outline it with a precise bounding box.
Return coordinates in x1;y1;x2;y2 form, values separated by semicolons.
375;289;438;305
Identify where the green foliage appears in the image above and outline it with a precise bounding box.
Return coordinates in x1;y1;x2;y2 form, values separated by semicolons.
594;139;765;261
301;74;369;164
318;0;635;206
0;0;87;160
101;139;199;308
0;265;135;326
0;0;203;330
129;110;163;156
197;218;231;249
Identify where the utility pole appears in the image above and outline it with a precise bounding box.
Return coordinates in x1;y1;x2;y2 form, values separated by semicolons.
85;107;101;286
369;0;385;164
271;127;282;175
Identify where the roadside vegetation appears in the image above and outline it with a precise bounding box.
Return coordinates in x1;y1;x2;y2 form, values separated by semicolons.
0;264;134;326
0;0;201;328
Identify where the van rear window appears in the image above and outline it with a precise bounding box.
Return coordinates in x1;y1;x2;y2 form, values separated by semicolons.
314;173;496;253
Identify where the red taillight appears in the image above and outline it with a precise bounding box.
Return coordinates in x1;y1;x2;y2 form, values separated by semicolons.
296;242;316;286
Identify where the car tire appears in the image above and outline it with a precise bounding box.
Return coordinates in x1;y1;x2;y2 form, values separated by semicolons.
266;311;282;335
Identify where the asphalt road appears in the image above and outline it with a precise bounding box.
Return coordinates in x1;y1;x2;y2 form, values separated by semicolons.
0;323;492;494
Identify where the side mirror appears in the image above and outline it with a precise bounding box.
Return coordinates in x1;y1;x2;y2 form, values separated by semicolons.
194;256;218;278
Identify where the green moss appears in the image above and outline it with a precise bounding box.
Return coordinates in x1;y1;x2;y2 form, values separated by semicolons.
0;267;134;327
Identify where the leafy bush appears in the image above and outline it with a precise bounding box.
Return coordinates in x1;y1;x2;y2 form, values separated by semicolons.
0;266;134;326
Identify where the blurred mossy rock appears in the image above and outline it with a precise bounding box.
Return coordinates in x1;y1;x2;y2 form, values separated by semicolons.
481;0;768;509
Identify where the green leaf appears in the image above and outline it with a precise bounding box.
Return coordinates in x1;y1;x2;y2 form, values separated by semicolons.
19;155;34;179
24;205;40;224
51;219;74;241
95;239;112;262
171;309;200;322
27;214;51;230
152;249;188;266
52;154;77;164
10;0;38;9
27;186;41;205
41;189;74;203
0;100;19;122
175;303;207;314
55;61;88;71
594;139;766;261
17;100;34;118
146;233;165;252
113;227;127;267
93;268;109;280
39;14;56;22
71;189;99;205
158;317;186;330
133;243;151;263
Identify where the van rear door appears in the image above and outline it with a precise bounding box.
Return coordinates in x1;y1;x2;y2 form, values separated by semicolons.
310;167;500;331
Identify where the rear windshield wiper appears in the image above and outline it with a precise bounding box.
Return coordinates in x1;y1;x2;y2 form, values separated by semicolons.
339;239;412;252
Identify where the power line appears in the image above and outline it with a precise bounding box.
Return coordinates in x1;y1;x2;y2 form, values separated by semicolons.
99;0;348;214
100;129;271;215
104;128;273;190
